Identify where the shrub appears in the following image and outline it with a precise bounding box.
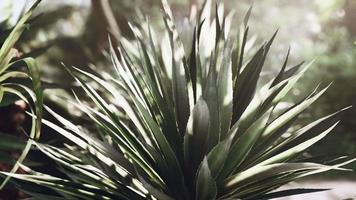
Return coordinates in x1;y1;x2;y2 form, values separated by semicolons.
1;0;353;199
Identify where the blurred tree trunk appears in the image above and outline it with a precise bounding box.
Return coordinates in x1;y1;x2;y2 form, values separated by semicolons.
85;0;125;60
189;0;198;6
91;0;121;41
344;0;356;36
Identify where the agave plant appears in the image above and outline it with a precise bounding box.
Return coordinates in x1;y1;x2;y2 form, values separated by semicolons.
1;0;353;199
0;0;42;190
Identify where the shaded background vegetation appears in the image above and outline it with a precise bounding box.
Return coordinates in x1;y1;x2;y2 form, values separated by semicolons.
0;0;355;185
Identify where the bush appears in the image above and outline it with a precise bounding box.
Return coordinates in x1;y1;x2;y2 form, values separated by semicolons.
0;0;353;199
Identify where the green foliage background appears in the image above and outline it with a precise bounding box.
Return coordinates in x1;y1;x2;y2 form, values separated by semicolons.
1;0;355;180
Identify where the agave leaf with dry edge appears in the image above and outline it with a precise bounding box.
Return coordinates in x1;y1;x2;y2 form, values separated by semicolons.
236;59;313;139
184;98;210;172
71;95;164;186
217;43;233;140
259;84;329;145
218;108;272;180
195;157;217;200
247;108;349;167
203;55;220;149
44;105;136;174
65;66;155;163
232;31;277;124
239;86;327;168
34;143;149;199
232;5;251;81
161;0;192;138
220;162;347;198
257;122;339;166
130;28;184;157
206;132;235;179
240;158;355;199
0;172;122;200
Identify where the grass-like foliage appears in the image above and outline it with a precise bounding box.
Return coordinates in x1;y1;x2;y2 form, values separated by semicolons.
1;0;354;199
0;0;42;190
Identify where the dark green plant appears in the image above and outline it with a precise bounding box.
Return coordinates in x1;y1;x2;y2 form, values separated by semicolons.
1;0;353;199
0;0;43;189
